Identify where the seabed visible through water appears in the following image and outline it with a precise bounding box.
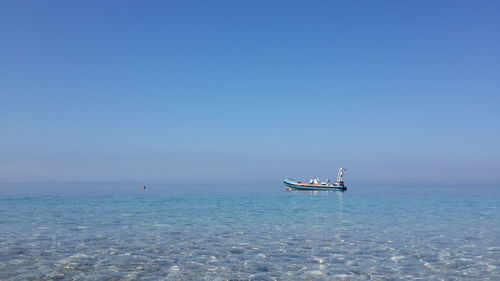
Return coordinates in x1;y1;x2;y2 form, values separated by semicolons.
0;184;499;280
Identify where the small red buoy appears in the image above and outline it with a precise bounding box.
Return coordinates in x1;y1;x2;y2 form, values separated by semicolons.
141;186;146;190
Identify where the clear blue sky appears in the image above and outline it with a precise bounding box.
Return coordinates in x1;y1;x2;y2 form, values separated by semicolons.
1;0;499;184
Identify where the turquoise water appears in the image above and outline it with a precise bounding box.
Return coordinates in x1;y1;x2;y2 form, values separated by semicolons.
0;184;499;280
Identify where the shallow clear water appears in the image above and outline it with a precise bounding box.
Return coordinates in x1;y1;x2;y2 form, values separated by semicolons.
0;184;499;280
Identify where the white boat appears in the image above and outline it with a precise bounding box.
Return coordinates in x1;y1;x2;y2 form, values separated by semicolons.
283;168;347;191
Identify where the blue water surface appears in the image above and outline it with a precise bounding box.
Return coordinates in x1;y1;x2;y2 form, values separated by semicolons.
0;183;499;280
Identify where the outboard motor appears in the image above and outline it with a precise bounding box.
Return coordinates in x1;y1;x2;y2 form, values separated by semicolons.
335;168;347;186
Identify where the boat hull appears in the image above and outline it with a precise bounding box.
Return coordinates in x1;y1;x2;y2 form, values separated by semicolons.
283;178;347;191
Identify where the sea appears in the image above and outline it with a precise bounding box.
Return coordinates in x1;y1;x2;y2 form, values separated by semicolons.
0;183;499;280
